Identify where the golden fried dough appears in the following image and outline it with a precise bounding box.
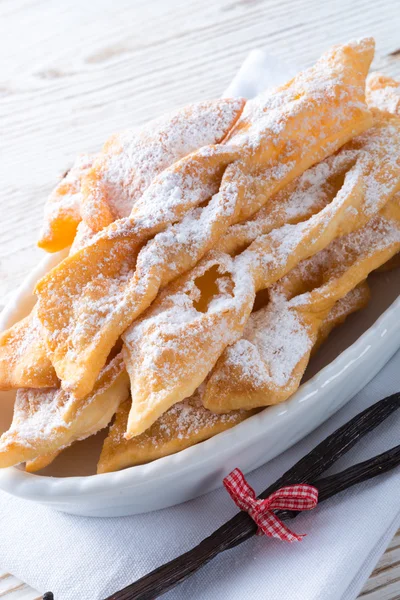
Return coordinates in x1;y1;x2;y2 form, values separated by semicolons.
122;251;254;436
25;452;60;473
367;73;400;271
0;355;129;468
367;72;400;115
0;308;58;390
312;281;370;354
98;284;367;472
38;154;94;253
97;386;254;473
81;98;245;232
122;113;400;437
35;39;374;400
4;37;398;475
204;196;400;412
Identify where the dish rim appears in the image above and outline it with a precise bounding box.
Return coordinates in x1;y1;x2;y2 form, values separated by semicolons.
0;251;399;503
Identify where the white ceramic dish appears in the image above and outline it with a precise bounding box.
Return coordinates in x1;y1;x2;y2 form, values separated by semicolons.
0;252;399;517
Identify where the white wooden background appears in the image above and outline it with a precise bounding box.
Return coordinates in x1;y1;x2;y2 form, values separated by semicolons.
1;0;400;598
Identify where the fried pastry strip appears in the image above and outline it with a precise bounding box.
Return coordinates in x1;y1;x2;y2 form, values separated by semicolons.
377;253;400;272
34;39;374;400
0;308;58;390
25;452;60;473
81;98;246;232
38;154;95;253
0;213;104;391
367;73;400;271
32;275;369;473
0;355;129;468
367;72;400;115
97;386;254;473
122;115;400;437
21;100;243;388
98;283;368;473
39;277;368;474
312;281;370;354
204;197;400;412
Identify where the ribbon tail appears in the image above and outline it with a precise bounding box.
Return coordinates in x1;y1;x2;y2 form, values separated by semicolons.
254;511;306;543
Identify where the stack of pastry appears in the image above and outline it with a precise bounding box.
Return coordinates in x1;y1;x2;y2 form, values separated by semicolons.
1;37;400;475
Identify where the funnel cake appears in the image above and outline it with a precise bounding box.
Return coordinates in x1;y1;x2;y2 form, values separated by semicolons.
204;196;400;412
81;99;246;232
34;39;374;400
0;355;129;469
122;113;400;437
38;154;95;253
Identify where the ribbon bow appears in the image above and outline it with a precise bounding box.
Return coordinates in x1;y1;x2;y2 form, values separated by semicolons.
223;468;318;542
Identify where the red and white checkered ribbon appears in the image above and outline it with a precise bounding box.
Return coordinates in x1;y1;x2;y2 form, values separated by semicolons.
223;468;319;542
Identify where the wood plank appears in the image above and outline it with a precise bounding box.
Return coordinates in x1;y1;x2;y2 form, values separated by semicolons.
0;572;39;599
360;531;400;598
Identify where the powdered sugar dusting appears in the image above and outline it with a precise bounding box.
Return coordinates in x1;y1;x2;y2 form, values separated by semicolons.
36;39;375;396
208;201;400;403
82;98;244;222
67;260;135;353
125;386;248;449
368;89;400;115
0;307;57;388
220;294;312;389
348;118;400;215
292;210;400;307
0;355;126;465
6;311;43;367
367;73;400;116
217;151;357;255
3;387;70;448
225;38;373;152
324;283;368;322
70;221;96;253
123;251;255;401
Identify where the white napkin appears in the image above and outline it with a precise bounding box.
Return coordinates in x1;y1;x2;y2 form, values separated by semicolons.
222;49;297;98
1;50;400;600
1;352;400;600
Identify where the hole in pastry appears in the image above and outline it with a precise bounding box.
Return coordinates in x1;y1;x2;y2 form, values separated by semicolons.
192;265;233;313
325;159;357;199
283;247;343;302
108;338;123;361
252;288;270;313
281;266;325;301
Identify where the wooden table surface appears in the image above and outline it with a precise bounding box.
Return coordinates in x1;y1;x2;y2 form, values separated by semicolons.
1;0;400;598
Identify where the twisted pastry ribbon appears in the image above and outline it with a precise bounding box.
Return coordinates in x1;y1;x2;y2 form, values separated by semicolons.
223;468;318;542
